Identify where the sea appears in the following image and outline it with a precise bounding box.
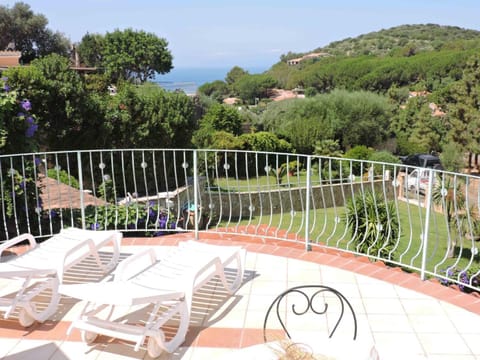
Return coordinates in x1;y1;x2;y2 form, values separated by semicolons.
154;66;267;95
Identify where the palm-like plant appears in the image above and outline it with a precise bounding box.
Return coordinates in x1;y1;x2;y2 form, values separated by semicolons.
345;190;398;259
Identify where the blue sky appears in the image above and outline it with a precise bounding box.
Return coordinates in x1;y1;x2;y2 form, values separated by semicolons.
2;0;480;69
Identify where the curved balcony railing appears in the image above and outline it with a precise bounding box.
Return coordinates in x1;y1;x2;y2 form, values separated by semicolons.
1;149;479;293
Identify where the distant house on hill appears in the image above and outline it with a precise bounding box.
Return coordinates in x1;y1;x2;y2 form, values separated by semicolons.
405;90;446;117
408;90;431;98
287;52;330;66
429;102;446;117
0;50;21;69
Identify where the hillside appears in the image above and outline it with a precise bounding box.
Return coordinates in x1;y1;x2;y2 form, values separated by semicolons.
279;24;480;63
268;24;480;92
316;24;480;57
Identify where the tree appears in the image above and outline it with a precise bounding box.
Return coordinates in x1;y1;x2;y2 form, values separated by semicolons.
203;103;242;134
408;105;446;153
283;117;325;155
101;28;173;83
101;83;196;149
234;74;277;104
225;66;248;85
198;80;229;102
0;2;70;63
445;55;480;166
327;90;392;150
260;90;392;154
191;104;242;149
440;142;464;173
77;33;105;67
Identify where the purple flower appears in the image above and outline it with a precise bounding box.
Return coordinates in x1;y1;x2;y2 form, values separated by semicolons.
3;84;10;92
26;116;34;125
50;210;58;218
21;99;32;111
159;218;167;228
34;157;42;166
25;124;38;138
90;223;100;230
17;112;25;118
19;181;26;190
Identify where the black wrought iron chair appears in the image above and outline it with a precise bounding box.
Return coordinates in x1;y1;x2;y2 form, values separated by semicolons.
263;284;358;343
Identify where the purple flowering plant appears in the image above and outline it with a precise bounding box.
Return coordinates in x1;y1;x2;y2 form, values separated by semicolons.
1;77;41;225
0;77;39;153
440;265;480;294
84;202;177;236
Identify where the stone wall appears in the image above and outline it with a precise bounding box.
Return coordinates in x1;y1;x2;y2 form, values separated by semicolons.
202;179;394;220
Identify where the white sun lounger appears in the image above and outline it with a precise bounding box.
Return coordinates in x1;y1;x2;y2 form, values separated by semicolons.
59;240;246;358
0;227;122;327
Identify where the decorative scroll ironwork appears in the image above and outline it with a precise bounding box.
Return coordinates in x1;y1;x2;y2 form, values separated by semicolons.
263;284;358;342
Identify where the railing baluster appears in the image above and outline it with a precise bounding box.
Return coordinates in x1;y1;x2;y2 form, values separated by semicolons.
420;168;434;280
77;151;85;230
193;149;199;240
305;155;312;251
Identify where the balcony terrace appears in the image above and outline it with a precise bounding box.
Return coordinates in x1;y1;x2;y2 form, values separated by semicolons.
0;149;479;359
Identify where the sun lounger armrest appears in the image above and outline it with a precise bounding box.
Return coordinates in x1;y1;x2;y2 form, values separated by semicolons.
113;248;158;282
0;233;37;256
187;256;223;295
56;238;98;282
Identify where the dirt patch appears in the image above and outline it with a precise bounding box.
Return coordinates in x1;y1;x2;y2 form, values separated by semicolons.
269;88;303;101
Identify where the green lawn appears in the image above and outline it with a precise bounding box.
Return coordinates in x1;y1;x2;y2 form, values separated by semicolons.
212;167;386;192
216;199;475;277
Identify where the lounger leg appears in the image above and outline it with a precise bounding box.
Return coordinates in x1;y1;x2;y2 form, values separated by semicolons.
229;249;246;293
217;249;246;294
18;276;60;327
146;298;190;356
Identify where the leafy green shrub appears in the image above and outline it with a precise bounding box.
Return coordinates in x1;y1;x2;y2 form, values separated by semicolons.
0;78;41;239
343;145;374;175
97;179;115;203
440;142;464;172
368;150;401;176
84;202;177;236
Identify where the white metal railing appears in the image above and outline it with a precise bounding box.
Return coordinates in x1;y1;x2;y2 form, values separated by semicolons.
1;149;479;293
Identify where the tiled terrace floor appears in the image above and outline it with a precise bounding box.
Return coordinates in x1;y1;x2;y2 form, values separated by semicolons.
1;232;480;359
